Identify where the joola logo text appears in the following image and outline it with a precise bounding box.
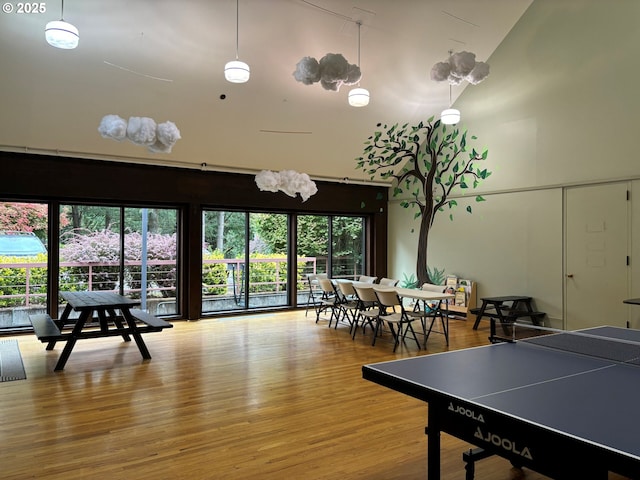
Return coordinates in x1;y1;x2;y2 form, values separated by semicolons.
448;402;485;423
474;427;533;460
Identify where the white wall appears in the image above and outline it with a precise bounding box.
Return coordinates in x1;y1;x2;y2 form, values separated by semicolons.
387;0;640;327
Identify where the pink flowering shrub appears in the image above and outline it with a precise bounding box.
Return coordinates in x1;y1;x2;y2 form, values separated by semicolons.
60;230;177;295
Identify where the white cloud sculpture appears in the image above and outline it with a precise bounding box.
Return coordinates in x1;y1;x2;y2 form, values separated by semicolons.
430;51;490;86
98;115;181;153
293;53;361;92
255;170;318;202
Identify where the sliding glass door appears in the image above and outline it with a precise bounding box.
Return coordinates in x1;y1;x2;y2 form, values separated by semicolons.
331;216;365;280
59;204;178;318
202;211;289;313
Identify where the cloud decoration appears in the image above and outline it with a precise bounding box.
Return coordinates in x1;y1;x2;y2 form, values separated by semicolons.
255;170;318;202
149;121;182;153
430;51;490;85
98;114;127;141
126;116;157;146
293;53;361;92
98;115;181;153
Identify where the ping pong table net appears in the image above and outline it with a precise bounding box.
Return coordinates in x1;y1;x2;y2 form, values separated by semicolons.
513;323;640;366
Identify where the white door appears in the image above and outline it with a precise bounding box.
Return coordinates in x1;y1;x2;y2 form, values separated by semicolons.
565;183;629;330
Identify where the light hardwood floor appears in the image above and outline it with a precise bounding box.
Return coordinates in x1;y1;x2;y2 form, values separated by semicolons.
0;310;628;479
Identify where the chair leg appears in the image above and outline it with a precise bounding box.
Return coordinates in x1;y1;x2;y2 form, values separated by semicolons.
305;289;315;317
389;324;401;352
372;318;384;346
441;313;449;344
407;322;421;350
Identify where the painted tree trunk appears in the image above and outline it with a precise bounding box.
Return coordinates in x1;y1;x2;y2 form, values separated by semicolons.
416;206;432;286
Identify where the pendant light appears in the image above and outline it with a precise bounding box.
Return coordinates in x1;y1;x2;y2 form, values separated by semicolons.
440;83;460;125
348;21;369;107
224;0;250;83
45;0;79;49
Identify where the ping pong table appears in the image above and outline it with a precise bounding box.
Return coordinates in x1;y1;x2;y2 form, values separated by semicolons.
362;326;640;479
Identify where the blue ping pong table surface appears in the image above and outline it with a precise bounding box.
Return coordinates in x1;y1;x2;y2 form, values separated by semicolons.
362;326;640;479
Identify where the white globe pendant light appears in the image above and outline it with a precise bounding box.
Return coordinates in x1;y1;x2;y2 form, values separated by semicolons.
348;88;370;107
225;0;249;83
440;108;460;125
45;1;78;49
348;21;369;107
440;84;460;124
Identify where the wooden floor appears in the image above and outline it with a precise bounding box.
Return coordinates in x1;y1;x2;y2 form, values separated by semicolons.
0;310;629;479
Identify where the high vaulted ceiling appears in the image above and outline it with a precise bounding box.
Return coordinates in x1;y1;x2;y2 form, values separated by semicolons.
0;0;532;184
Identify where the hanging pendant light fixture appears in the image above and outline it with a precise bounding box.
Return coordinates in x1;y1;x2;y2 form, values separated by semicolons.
440;83;460;125
45;0;79;49
225;0;250;83
348;21;369;107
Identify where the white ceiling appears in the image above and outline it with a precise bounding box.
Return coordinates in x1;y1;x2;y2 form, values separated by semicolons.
0;0;532;184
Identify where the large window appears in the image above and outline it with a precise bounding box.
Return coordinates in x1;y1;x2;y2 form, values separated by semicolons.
331;216;365;280
58;204;179;318
0;198;368;325
0;202;48;330
296;214;365;307
202;211;289;313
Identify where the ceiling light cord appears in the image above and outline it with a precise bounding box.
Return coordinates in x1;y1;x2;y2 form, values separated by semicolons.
357;21;362;69
235;0;239;60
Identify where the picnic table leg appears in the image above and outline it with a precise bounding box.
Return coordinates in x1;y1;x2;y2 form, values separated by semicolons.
472;301;488;330
107;308;131;342
122;309;151;360
47;303;73;350
54;310;90;371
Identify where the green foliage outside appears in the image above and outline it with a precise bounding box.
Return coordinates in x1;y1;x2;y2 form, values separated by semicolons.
0;254;88;307
202;250;228;295
0;254;47;307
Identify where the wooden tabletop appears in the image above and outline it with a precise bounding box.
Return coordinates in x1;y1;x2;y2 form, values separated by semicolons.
480;295;532;303
60;291;140;310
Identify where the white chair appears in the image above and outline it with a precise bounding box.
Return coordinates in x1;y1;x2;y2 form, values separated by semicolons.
373;288;421;352
379;277;399;287
305;273;328;316
405;283;449;347
358;275;377;284
352;285;380;341
335;281;360;330
315;277;339;326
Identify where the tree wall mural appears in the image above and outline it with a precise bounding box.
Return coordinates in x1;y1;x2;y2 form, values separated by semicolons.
355;116;491;285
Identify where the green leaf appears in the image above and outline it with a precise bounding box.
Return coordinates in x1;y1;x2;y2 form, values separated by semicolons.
466;205;473;213
414;212;421;220
482;149;488;160
449;200;458;207
449;213;454;221
475;196;485;202
460;182;468;188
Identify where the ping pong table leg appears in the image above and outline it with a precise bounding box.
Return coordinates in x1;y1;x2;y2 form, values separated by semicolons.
426;405;441;479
